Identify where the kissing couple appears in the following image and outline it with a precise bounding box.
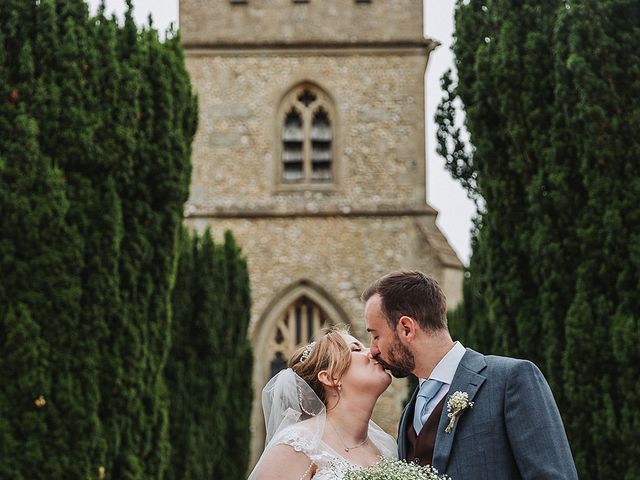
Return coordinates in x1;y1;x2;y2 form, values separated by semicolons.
249;271;578;480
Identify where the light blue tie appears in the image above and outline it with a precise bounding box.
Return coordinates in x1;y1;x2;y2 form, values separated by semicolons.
413;379;444;435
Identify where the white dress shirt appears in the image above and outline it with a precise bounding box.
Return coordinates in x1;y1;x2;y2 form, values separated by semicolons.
417;341;466;421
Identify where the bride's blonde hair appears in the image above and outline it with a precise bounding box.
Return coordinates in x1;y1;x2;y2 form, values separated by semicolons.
288;327;351;405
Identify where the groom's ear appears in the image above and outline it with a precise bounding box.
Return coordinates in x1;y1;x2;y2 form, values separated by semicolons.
397;315;418;342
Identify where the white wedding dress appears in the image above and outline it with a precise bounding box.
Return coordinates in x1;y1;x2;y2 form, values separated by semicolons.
248;368;398;480
271;420;398;480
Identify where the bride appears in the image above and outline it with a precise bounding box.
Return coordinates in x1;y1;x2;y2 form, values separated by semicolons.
248;328;397;480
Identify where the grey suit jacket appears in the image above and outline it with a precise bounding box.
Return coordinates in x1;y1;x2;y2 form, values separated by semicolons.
398;348;578;480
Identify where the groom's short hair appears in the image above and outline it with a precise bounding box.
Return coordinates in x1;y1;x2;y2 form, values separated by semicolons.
361;271;447;332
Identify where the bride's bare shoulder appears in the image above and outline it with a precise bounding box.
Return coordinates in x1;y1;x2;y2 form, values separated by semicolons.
252;442;316;480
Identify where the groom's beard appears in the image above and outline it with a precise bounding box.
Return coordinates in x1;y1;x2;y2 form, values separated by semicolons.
374;337;415;378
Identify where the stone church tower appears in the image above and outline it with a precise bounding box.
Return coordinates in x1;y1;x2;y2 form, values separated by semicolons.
180;0;463;465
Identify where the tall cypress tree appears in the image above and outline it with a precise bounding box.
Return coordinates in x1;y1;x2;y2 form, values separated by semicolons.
91;6;195;478
166;229;224;480
38;1;110;475
555;1;640;477
166;229;253;480
0;22;83;477
165;228;197;480
222;230;253;479
437;0;562;365
1;1;198;477
437;1;640;478
117;20;196;479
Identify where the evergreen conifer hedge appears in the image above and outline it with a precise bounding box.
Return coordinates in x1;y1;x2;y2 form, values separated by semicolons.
166;228;253;480
437;1;640;478
1;1;254;478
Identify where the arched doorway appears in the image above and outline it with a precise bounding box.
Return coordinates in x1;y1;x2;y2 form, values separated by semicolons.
249;280;350;468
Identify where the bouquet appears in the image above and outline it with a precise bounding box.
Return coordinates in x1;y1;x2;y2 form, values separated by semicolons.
338;457;451;480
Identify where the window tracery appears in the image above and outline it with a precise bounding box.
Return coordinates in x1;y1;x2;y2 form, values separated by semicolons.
268;296;328;378
278;84;336;187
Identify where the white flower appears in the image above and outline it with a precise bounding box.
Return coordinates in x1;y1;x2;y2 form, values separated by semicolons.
445;391;474;433
338;457;450;480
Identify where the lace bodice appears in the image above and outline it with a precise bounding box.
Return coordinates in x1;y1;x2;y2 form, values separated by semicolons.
274;422;398;480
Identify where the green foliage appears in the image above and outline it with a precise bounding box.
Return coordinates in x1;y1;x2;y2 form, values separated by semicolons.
0;0;198;478
403;375;419;408
438;0;640;478
166;228;253;480
221;230;254;479
0;58;85;476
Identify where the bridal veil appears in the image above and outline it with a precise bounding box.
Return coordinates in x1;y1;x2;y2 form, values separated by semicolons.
248;368;326;479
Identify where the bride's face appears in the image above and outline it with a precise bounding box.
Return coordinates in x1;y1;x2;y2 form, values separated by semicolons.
338;334;392;395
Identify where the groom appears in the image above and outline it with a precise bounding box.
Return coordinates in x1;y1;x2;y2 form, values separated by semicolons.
362;271;578;479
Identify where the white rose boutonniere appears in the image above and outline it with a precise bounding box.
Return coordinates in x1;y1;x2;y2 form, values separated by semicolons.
445;391;474;433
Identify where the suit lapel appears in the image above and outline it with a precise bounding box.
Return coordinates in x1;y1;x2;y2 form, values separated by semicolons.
432;349;486;473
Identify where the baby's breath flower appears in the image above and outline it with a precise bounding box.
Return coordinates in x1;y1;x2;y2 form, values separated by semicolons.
338;457;450;480
445;391;474;433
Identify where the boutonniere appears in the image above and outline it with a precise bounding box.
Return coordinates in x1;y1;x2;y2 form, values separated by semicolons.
445;391;474;433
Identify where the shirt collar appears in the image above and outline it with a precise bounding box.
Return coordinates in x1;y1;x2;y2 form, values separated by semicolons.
419;341;466;386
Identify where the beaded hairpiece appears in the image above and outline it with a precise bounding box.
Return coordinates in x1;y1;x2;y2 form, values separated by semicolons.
299;342;316;363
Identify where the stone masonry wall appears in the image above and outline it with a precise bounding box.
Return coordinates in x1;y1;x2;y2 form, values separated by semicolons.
184;50;430;218
180;0;424;47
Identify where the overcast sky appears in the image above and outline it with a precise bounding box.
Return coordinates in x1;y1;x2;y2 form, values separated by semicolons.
86;0;475;264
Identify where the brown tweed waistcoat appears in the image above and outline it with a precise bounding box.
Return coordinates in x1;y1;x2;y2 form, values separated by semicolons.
405;396;446;467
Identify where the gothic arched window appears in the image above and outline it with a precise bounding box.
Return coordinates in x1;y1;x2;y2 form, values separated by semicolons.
278;84;336;187
268;296;328;378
